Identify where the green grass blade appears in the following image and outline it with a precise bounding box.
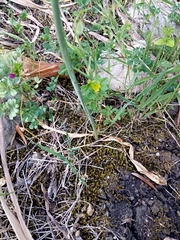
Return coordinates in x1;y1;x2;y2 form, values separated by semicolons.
50;0;97;139
108;100;133;128
36;142;87;186
139;74;180;110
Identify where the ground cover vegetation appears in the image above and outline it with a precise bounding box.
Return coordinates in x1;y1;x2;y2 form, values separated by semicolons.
0;0;180;239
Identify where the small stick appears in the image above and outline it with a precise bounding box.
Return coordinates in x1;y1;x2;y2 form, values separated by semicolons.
132;172;158;192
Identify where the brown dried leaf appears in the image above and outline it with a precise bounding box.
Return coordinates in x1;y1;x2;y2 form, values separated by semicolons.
22;57;68;79
15;125;27;145
104;137;167;186
131;160;167;185
131;173;158;192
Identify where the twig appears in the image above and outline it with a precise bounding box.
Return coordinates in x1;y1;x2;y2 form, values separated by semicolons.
131;172;158;192
38;119;93;138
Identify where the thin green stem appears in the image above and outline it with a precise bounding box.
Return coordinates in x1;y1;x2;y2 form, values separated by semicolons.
50;0;97;139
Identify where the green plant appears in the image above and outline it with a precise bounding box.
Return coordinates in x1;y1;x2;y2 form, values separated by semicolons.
168;3;180;24
123;24;180;117
21;101;47;129
71;1;180;123
1;0;179;132
81;76;109;113
46;76;58;92
135;66;180;117
155;26;175;47
75;0;90;7
0;48;45;128
40;26;60;53
81;75;119;125
9;9;27;36
126;47;154;73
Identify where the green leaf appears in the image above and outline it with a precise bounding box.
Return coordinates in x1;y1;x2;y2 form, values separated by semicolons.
162;0;173;5
9;88;17;96
177;91;180;105
75;19;85;36
5;98;19;119
158;60;173;69
76;0;90;6
166;39;174;47
0;82;7;98
155;38;165;46
67;41;85;58
139;74;180;110
44;26;50;35
20;10;27;20
162;26;174;36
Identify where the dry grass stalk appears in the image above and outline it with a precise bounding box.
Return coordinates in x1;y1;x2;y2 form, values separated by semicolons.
38;120;93;138
0;105;33;240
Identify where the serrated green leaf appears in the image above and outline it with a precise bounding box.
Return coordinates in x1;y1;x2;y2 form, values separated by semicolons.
0;82;7;98
5;98;19;119
10;88;17;96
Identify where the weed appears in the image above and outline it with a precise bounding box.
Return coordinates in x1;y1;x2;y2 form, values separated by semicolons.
0;48;44;128
46;76;58;92
168;3;180;24
40;26;59;53
81;75;120;125
155;26;175;47
72;0;180;122
8;9;27;38
81;75;109;113
76;0;90;7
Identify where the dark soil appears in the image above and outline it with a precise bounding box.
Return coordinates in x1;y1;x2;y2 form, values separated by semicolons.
77;120;180;240
2;114;180;240
100;165;180;240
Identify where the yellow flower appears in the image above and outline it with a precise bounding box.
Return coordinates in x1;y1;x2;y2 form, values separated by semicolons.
90;80;101;93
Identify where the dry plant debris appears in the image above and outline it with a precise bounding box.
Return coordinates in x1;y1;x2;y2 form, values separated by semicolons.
0;115;33;240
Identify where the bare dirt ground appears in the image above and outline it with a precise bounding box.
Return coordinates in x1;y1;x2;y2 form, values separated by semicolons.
1;103;180;240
